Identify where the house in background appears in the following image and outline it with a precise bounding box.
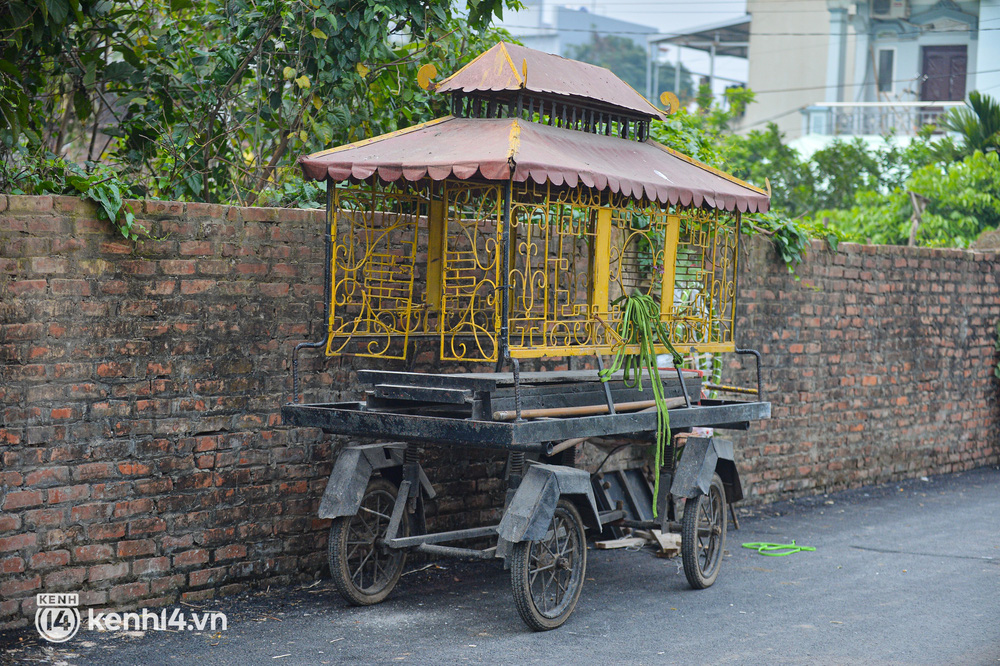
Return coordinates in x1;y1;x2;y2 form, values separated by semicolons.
497;0;656;58
737;0;1000;147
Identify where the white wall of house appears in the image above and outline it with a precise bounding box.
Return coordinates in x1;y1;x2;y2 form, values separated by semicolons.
974;0;1000;95
739;0;835;140
740;0;987;141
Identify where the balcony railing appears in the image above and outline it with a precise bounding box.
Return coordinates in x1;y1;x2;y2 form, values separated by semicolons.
801;102;963;137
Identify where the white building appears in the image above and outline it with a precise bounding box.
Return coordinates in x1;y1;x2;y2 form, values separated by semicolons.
497;0;657;57
737;0;1000;143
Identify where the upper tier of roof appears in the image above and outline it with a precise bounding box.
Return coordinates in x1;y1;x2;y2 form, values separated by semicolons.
434;42;666;121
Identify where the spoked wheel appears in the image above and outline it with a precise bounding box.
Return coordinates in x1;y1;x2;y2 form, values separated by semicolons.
681;472;727;589
510;499;587;631
328;476;408;605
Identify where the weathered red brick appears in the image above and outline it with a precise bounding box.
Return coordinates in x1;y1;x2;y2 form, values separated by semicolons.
25;466;69;487
188;567;227;587
213;544;247;562
87;523;127;542
180;279;216;295
48;484;90;504
109;581;149;604
113;499;152;517
2;490;43;510
133;557;170;576
117;539;156;558
179;240;213;256
24;508;64;528
44;567;87;589
0;557;25;574
88;562;128;582
8;280;47;296
0;575;40;597
29;550;70;569
74;544;114;562
173;549;209;567
75;462;115;480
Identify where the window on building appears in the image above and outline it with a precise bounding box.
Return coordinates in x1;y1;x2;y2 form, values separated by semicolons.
877;48;895;94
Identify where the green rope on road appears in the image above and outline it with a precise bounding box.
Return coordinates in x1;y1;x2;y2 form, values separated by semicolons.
742;541;816;556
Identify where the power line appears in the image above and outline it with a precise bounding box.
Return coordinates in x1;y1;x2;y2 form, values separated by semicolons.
751;67;1000;95
506;24;1000;36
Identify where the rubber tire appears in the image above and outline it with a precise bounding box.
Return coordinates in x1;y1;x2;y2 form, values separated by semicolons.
328;476;408;606
510;499;587;631
681;472;727;590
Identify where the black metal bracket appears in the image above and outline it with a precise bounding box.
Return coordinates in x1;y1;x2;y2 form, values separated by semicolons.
675;364;692;408
735;347;763;400
291;185;334;404
595;355;616;415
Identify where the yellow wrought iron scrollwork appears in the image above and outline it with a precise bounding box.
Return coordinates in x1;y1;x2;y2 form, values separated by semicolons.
324;179;740;363
326;182;427;359
439;182;503;362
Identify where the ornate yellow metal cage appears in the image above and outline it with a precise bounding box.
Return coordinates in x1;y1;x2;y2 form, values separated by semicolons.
324;179;740;364
298;42;769;368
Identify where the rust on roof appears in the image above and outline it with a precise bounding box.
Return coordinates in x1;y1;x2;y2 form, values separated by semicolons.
298;116;769;214
434;42;666;121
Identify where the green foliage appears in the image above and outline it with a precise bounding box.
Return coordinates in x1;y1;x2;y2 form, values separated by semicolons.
7;152;141;239
722;124;815;218
933;91;1000;161
816;151;1000;247
649;88;826;271
255;179;327;209
565;34;695;104
1;0;520;208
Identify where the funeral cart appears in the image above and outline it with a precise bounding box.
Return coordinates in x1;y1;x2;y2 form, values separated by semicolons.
281;42;771;631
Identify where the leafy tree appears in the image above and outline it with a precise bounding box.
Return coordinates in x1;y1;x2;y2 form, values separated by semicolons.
933;90;1000;161
566;34;646;93
565;33;694;104
1;0;520;205
722;123;815;218
649;88;833;270
816;151;1000;247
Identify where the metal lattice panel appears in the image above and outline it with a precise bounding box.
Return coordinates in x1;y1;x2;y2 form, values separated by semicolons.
324;180;739;363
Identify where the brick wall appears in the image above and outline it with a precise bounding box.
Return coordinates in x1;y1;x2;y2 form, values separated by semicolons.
1;195;998;628
732;238;1000;498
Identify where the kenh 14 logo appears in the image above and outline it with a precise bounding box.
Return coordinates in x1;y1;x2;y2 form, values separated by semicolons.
35;593;81;643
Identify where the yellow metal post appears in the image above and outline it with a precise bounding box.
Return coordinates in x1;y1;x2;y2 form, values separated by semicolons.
593;207;612;316
426;199;446;326
660;214;680;318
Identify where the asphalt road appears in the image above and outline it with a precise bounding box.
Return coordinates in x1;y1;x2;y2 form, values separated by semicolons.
4;465;999;665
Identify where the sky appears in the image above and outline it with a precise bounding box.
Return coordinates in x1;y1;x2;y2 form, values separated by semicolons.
497;0;752;96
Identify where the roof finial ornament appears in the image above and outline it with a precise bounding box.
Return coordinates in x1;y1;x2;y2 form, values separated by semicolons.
660;91;680;115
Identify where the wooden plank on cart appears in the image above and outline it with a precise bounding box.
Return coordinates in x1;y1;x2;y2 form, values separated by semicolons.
372;384;473;405
458;369;702;386
357;370;499;392
594;537;647;550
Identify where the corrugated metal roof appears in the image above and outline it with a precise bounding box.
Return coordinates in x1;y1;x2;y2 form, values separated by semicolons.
434;42;666;121
299;116;769;214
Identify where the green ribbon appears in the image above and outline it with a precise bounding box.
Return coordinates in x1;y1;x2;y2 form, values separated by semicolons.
599;290;684;518
742;541;816;556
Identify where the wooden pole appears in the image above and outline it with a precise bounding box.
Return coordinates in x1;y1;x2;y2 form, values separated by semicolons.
493;396;688;422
